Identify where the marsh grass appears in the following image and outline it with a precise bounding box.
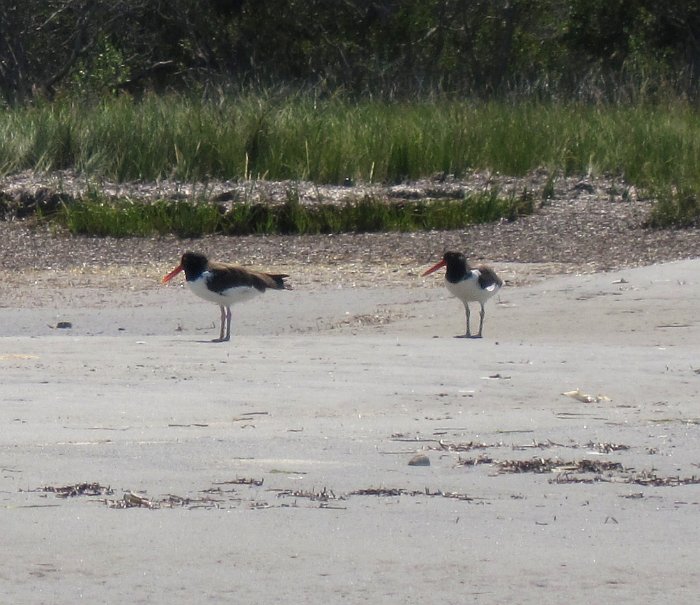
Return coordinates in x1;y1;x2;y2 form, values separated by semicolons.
2;93;699;229
645;185;700;228
59;198;222;237
55;188;528;237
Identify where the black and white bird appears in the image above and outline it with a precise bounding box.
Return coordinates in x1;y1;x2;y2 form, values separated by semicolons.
162;251;290;342
422;251;502;338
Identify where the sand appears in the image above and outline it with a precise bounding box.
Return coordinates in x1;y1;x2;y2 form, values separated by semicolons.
1;259;699;604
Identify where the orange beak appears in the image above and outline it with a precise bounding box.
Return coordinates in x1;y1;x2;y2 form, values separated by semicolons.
422;259;446;277
162;264;183;284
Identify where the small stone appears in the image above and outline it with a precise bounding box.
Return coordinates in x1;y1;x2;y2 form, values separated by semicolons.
408;454;430;467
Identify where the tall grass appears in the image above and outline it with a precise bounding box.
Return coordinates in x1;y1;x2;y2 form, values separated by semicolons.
0;95;698;185
1;93;699;226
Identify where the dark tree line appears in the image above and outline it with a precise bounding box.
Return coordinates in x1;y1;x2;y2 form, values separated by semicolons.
1;0;699;105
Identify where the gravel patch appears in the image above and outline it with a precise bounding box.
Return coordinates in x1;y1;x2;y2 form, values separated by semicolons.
1;170;698;290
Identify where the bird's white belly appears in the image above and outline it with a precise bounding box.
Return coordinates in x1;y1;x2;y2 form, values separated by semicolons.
187;274;260;306
445;274;497;304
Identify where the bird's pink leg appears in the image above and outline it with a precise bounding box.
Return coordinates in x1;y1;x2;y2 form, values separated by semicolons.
461;302;472;338
476;303;486;338
223;306;232;341
213;305;227;342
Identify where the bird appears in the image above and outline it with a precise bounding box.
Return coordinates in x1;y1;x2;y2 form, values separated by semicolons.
162;251;290;342
422;251;502;338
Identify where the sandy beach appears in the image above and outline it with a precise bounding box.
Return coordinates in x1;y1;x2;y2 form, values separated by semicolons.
1;257;699;604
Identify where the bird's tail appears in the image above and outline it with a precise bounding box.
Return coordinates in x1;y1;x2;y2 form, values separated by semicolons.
269;274;292;290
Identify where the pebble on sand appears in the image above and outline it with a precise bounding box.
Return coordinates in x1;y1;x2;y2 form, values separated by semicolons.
408;454;430;466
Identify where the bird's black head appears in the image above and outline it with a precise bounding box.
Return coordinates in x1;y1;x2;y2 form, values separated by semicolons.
180;251;209;280
442;251;470;282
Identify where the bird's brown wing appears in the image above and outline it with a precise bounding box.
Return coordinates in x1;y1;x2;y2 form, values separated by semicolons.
248;270;290;290
476;265;503;290
208;261;289;292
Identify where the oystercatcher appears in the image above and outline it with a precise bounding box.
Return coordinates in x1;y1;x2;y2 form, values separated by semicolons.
162;251;290;342
422;251;502;338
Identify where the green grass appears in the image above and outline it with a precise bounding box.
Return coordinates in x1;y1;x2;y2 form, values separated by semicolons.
645;185;700;228
2;93;700;229
58;198;223;237
53;188;531;237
